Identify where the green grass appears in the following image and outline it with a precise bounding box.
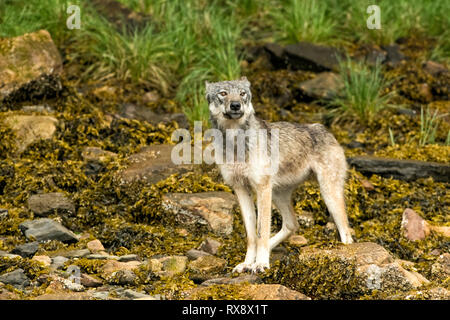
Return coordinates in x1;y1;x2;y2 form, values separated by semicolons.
329;57;394;123
419;107;439;146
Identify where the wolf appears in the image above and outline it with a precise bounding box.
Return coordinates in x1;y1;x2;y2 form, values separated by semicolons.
205;76;354;273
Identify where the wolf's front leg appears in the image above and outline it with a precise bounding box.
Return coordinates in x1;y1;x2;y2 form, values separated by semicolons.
232;186;257;273
252;177;272;273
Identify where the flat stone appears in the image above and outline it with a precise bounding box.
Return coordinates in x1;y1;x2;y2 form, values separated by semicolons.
81;147;117;162
0;268;30;289
19;218;78;243
347;156;450;182
189;255;226;274
117;254;140;262
86;253;118;260
0;251;20;259
401;208;430;241
80;274;103;288
27;193;75;216
87;239;105;253
162;192;237;236
0;30;63;105
186;249;211;261
152;255;188;276
122;289;154;300
198;238;222;255
61;249;91;259
117;144;194;184
11;241;39;258
3;115;58;153
284;42;343;72
101;260;142;274
287;235;308;247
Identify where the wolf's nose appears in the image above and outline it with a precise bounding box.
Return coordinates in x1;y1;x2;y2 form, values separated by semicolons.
230;102;241;111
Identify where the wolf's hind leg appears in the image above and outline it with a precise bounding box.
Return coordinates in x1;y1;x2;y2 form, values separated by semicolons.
314;152;354;244
269;188;299;250
232;186;257;273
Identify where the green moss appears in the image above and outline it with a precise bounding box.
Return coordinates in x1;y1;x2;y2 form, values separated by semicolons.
0;256;48;279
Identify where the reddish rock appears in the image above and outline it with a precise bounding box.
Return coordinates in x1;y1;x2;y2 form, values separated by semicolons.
401;208;430;241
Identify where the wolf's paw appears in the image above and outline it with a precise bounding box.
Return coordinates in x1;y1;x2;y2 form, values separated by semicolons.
232;262;254;273
247;262;270;274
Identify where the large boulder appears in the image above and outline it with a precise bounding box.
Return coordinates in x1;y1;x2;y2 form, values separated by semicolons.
162;192;237;236
0;30;63;105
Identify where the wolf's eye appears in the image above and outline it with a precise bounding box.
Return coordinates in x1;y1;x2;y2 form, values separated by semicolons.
219;91;227;97
240;91;246;96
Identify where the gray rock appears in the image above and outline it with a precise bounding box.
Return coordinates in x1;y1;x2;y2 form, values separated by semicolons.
122;289;152;299
51;256;69;269
120;103;189;129
86;254;118;260
27;193;75;216
186;249;211;261
110;270;136;285
61;249;91;259
0;269;30;289
19;218;78;243
11;241;39;258
91;291;110;300
382;44;405;67
284;42;343;72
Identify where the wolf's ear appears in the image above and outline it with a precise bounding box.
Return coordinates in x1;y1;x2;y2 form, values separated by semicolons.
240;76;250;87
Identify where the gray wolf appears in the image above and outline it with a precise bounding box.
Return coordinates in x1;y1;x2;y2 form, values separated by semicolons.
206;76;354;273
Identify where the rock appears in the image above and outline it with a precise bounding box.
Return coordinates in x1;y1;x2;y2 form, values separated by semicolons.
117;144;194;184
27;193;75;216
263;43;287;69
297;211;314;228
11;241;39;258
59;249;90;259
122;289;156;300
198;238;222;255
428;224;450;238
0;30;62;105
19;218;79;243
0;269;30;289
200;274;262;287
86;253;118;260
87;239;105;253
189;255;226;274
423;61;448;77
284;42;342;72
90;291;110;300
186;249;211;261
81;147;117;162
298;72;343;100
431;253;450;280
120;103;190;128
162;192;237;236
364;45;387;66
80;274;103;288
110;269;136;285
358;261;429;291
382;44;405;67
152;255;188;276
50;256;69;270
3;115;58;153
297;242;429;292
32;255;52;267
241;284;311;300
0;283;19;300
118;254;140;262
401;208;430;241
347;156;450;182
101;260;142;274
34;292;91;300
287;235;308;247
0;251;20;259
61;277;85;292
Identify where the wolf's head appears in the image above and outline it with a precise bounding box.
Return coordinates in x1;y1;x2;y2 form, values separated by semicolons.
206;76;254;126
